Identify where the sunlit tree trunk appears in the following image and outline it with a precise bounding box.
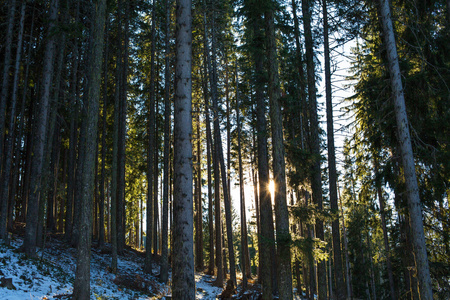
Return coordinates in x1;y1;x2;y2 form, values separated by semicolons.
202;29;215;275
377;1;432;298
172;0;195;296
264;3;293;298
249;9;277;298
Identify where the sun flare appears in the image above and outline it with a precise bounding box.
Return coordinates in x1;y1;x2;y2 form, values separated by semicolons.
269;179;275;196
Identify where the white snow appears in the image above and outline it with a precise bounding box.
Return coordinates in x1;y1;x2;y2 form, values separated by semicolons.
0;236;224;299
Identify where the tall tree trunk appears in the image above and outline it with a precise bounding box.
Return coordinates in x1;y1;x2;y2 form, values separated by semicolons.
377;1;432;298
172;0;194;296
159;0;172;283
264;3;293;298
374;156;396;300
98;20;109;249
117;0;130;254
209;0;236;286
338;186;353;298
0;0;16;166
144;0;157;274
236;67;250;288
0;0;25;240
195;102;203;271
65;1;80;240
41;17;67;237
154;120;159;255
251;126;261;280
301;0;327;298
153;106;159;255
110;11;121;271
251;12;276;299
291;0;306;149
202;32;215;276
72;0;106;297
24;0;59;255
322;1;346;298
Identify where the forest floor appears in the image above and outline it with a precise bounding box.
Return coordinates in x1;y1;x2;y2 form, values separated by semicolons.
0;231;304;299
0;232;225;299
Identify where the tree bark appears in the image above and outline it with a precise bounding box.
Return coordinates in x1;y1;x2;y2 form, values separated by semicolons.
250;9;276;298
374;156;396;300
301;0;327;298
24;0;59;256
172;0;195;296
144;0;157;274
209;0;237;286
72;0;106;297
117;0;130;254
159;0;172;283
195;102;203;271
98;20;109;249
202;22;215;275
65;1;81;240
291;0;306;149
0;0;16;166
377;1;433;298
0;0;25;240
322;1;346;298
236;66;250;288
264;3;293;298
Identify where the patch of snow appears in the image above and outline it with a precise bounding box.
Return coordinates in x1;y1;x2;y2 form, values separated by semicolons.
0;236;223;299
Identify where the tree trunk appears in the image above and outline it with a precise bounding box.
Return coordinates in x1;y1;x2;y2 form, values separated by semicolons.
322;1;346;298
65;1;80;240
209;0;237;286
159;0;172;283
291;0;306;149
202;25;215;275
117;0;130;254
301;0;327;298
0;0;25;240
236;66;250;288
251;11;276;298
24;0;59;256
251;126;260;280
264;3;293;298
72;0;106;297
377;1;432;298
374;156;396;300
339;186;353;298
153;107;159;255
144;0;157;274
110;7;121;270
0;0;16;166
98;20;109;248
172;0;195;296
195;102;203;271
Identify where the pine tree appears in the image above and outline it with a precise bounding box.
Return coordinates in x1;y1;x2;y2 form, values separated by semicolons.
172;0;195;297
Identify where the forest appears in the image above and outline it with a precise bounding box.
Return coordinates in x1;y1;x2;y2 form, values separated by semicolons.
0;0;449;299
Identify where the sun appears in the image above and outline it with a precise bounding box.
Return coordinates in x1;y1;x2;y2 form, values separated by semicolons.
269;179;275;196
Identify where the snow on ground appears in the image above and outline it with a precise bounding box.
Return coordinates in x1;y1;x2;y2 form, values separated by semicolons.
0;236;222;299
